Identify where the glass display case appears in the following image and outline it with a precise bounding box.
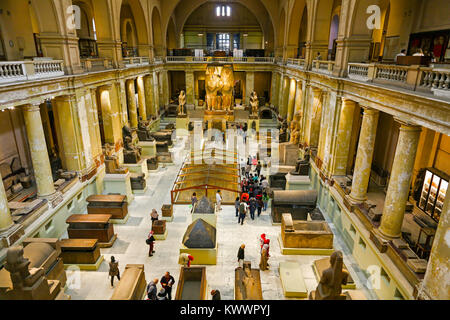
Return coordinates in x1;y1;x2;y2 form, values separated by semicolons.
418;168;448;222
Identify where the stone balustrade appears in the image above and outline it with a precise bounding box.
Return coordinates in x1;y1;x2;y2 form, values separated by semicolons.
286;58;306;70
123;57;150;67
0;59;64;84
347;62;450;98
81;58;112;72
312;60;335;75
165;56;274;64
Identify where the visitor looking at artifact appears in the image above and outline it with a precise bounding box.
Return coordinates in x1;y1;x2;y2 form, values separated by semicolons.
147;278;159;300
160;272;175;300
146;231;156;257
109;256;120;288
237;244;245;268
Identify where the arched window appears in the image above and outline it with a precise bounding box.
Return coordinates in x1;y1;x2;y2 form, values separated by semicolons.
216;5;231;17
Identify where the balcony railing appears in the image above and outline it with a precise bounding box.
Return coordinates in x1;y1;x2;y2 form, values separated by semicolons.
0;59;64;84
347;63;450;98
165;56;275;64
286;58;306;70
123;57;150;67
312;60;335;75
81;58;112;72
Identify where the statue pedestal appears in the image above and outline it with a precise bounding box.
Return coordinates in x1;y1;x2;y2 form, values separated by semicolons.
176;116;190;137
279;261;307;298
285;173;311;190
247;118;260;132
123;159;148;179
179;242;218;265
279;143;299;166
138;141;156;157
103;172;134;204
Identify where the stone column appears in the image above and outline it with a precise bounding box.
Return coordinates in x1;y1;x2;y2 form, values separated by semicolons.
136;76;147;121
294;80;302;115
270;72;279;106
126;79;138;129
246;72;255;106
118;79;128;126
280;76;290;117
420;192;450;300
348;108;379;203
162;71;170;107
332;98;356;175
153;72;161;116
287;78;297;121
22;104;56;197
0;171;13;231
307;88;323;148
378;122;421;239
144;75;155;117
186;71;195;106
53;95;84;172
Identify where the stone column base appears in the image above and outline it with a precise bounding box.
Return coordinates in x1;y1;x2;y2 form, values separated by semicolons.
0;224;25;248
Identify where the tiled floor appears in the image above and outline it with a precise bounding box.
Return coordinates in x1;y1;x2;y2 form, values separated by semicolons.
65;137;374;300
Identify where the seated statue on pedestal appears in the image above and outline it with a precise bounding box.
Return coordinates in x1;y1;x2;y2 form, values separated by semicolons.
4;245;54;300
250;91;259;116
104;144;127;174
123;136;142;164
130;173;146;190
289;112;301;145
137;118;155;142
312;251;348;300
290;147;310;176
178;90;186;115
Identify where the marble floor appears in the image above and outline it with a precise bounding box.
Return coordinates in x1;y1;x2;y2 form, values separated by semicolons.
64;137;375;300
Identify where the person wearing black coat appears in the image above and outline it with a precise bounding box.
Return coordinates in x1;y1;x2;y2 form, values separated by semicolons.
211;290;221;300
249;197;257;220
237;244;245;268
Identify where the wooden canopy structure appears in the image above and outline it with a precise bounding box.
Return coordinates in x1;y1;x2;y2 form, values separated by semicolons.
171;148;240;205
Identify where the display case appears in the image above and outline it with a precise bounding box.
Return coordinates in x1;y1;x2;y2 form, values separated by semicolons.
418;168;448;222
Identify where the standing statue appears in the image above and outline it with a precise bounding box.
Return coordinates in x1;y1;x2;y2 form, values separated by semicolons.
221;67;234;111
313;251;349;300
178;90;186;115
249;91;259;116
289;112;301;144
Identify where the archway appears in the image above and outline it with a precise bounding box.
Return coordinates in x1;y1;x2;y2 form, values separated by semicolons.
276;9;286;57
286;0;307;58
74;1;98;58
328;14;340;60
167;17;177;52
152;7;164;56
119;0;149;58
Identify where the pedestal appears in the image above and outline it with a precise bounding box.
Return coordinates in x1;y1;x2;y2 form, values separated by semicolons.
179;243;218;265
132;185;148;194
123;159;148;179
279;143;299;166
138;141;157;157
154;229;168;240
103;172;134;204
285;173;311;190
176;116;190;137
247;118;260;132
279;262;307;298
278;234;334;255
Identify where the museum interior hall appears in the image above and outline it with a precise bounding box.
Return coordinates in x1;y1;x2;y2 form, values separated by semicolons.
0;0;449;301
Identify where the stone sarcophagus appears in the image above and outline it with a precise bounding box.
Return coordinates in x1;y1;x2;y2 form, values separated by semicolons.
0;238;67;300
235;262;263;300
66;214;116;247
175;267;207;300
280;213;333;251
60;239;102;266
269;172;287;190
161;204;173;218
156;141;169;153
271;190;317;223
110;264;147;300
87;195;128;220
151;131;173;147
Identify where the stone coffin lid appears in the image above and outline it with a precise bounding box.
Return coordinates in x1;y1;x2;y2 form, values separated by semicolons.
182;219;216;248
194;196;215;214
24;243;55;269
273;190;318;206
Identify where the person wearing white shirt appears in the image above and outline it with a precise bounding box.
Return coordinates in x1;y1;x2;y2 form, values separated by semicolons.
216;190;222;211
395;49;406;63
413;48;424;56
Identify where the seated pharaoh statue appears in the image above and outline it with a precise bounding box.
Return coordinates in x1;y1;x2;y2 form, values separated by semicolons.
288;112;301;145
4;245;57;300
311;251;349;300
137;118;155;142
290;147;310;176
178;90;186;115
123;135;142;164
